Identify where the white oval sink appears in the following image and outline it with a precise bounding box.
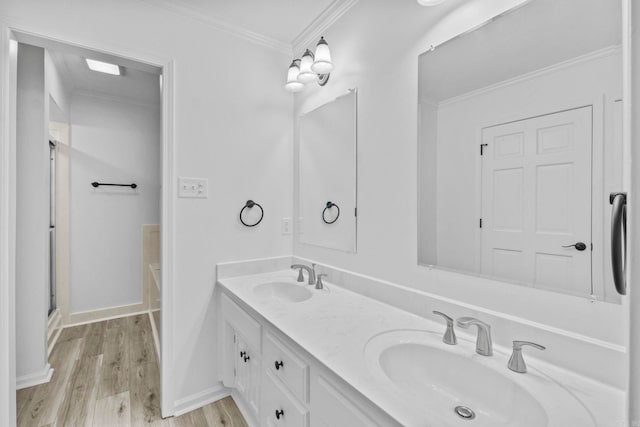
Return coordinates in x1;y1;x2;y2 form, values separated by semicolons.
252;281;313;303
364;329;595;427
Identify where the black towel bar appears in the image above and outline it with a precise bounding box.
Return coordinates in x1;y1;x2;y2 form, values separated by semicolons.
91;182;137;189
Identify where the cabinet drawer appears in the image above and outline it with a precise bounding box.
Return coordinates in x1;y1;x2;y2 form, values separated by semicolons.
264;331;309;402
262;370;309;427
221;293;261;351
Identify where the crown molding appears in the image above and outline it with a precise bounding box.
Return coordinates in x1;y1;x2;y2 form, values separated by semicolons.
137;0;292;54
292;0;359;55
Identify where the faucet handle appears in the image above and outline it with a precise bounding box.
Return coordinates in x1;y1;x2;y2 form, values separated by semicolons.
432;311;457;345
291;265;305;282
315;273;327;289
508;341;546;373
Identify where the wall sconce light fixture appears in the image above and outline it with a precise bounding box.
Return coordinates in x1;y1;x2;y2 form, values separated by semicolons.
284;36;333;92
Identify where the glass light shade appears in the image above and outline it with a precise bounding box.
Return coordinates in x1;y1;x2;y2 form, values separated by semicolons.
284;60;304;92
417;0;446;5
311;37;333;74
297;49;318;83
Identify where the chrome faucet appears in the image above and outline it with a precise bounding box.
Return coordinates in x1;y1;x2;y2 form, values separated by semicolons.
432;311;457;345
290;263;316;285
456;317;493;356
315;273;327;290
508;341;545;373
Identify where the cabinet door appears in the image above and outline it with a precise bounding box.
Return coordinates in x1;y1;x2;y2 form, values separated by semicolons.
235;333;261;416
311;374;381;427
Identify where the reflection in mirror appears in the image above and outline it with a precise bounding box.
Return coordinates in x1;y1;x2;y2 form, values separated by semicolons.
417;0;622;302
299;90;357;252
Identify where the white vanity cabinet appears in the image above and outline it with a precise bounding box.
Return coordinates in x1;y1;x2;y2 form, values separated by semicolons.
234;333;261;416
260;332;310;426
220;293;262;424
219;290;400;427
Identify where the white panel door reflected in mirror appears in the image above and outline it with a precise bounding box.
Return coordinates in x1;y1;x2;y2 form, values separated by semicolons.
417;0;623;302
298;90;357;252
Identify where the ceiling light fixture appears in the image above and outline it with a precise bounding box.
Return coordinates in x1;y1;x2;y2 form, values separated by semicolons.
85;58;121;76
417;0;446;5
284;36;333;92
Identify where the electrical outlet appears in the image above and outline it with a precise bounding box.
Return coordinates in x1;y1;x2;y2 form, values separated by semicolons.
282;217;292;235
178;177;208;198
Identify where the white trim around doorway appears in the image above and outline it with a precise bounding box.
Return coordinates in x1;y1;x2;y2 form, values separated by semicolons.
0;25;177;424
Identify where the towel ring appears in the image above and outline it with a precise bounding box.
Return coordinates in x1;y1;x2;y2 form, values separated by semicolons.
240;200;264;227
322;201;340;224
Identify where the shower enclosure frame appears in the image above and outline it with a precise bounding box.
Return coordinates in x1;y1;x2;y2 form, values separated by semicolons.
48;139;56;317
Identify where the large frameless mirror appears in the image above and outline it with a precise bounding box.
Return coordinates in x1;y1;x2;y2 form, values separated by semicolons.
417;0;622;302
298;90;357;252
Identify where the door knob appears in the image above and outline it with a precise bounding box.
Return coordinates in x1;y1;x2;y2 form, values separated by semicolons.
562;242;587;251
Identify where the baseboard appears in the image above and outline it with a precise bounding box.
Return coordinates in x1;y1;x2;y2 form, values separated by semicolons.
16;364;53;390
48;324;63;358
47;308;61;331
147;310;161;362
66;303;146;327
47;309;63;357
173;383;230;417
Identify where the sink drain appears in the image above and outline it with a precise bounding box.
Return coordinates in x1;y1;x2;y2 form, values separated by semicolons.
454;406;476;420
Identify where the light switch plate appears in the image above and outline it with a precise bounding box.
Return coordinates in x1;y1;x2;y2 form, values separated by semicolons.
282;217;292;235
178;177;208;198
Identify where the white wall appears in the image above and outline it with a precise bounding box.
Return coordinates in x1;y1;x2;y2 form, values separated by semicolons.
418;99;438;265
0;0;293;413
69;92;160;313
15;43;49;382
293;0;626;349
44;50;69;119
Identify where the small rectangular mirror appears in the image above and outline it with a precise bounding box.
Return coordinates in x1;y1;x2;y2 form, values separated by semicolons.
418;0;622;302
298;90;357;252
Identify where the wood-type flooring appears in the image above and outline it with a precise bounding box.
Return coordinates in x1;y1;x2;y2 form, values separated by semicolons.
17;314;247;427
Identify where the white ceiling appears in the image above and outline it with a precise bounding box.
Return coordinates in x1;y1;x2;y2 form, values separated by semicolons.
419;0;622;102
49;49;161;107
44;0;353;107
156;0;339;47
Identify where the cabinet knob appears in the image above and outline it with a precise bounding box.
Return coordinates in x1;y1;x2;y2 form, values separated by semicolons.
243;355;250;363
275;409;284;420
239;351;246;358
275;360;284;370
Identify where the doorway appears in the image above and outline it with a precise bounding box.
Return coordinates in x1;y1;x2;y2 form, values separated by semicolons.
7;30;173;424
